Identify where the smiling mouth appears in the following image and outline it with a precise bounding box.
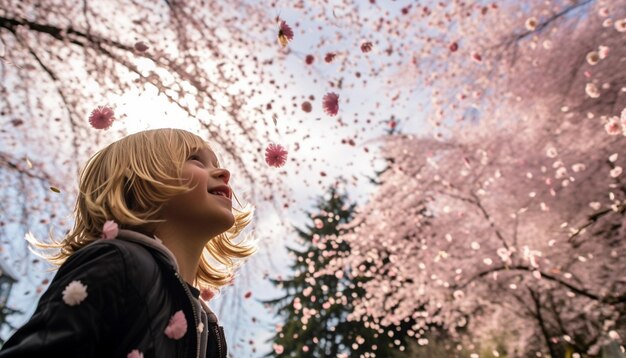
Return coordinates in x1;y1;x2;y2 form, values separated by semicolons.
208;191;232;203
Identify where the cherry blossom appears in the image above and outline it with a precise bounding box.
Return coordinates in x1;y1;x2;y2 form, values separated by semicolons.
322;92;339;116
127;349;144;358
62;280;88;306
88;106;115;130
133;41;149;52
324;52;336;63
101;220;119;240
265;144;288;168
164;310;187;340
277;20;294;47
525;17;539;31
585;83;600;98
200;288;215;301
360;42;373;53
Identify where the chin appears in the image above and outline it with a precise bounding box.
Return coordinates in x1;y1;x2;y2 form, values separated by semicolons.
214;213;236;235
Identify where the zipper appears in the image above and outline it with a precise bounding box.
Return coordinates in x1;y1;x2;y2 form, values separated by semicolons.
173;271;201;358
213;325;224;357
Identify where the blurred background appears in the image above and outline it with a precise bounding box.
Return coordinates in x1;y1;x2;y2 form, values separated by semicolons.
0;0;625;356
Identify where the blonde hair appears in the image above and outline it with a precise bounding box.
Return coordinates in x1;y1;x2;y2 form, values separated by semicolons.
31;128;256;290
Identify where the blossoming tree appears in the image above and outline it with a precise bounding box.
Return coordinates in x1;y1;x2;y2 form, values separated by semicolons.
315;0;626;356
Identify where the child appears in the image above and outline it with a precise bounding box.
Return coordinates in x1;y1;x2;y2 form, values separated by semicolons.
0;128;256;357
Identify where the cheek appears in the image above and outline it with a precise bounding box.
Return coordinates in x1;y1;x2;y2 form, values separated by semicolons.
181;166;207;189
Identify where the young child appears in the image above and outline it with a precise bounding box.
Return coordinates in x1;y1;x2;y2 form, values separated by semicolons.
0;128;256;357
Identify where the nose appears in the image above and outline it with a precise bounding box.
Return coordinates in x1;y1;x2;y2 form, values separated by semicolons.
213;167;230;184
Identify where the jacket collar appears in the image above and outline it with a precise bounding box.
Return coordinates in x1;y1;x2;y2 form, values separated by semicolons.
116;229;180;272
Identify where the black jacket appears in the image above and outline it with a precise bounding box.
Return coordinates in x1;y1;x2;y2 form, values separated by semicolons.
0;229;227;358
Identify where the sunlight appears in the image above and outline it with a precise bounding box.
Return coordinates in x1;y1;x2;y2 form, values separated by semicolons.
111;86;201;134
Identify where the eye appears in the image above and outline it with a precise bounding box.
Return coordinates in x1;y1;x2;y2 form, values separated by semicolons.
188;154;204;165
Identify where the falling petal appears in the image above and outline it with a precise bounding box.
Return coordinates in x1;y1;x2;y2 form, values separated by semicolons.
164;310;187;340
127;350;144;358
88;106;116;130
62;280;88;306
360;42;373;53
525;17;538;31
102;220;119;240
322;92;339;116
265;144;288;167
200;288;215;301
134;41;149;52
278;20;294;47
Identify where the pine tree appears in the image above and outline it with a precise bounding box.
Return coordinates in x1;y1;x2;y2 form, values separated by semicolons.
263;184;414;357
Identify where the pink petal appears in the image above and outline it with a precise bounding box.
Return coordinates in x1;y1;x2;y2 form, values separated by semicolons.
101;220;119;240
127;349;144;358
322;92;339;116
134;41;149;52
200;288;215;301
164;310;187;340
88;106;115;130
279;21;294;40
360;42;373;53
265;144;288;168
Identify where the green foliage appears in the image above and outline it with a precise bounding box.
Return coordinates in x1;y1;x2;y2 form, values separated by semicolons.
263;185;413;357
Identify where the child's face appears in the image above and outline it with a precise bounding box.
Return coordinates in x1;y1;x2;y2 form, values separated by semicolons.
161;147;235;238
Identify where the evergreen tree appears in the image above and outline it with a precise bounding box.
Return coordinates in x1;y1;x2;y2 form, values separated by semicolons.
263;184;414;357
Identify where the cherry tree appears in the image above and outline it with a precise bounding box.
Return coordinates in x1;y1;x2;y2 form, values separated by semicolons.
316;0;626;356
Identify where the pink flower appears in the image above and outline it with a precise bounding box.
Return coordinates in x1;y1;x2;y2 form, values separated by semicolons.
265;144;288;167
273;344;284;354
164;310;187;340
200;288;215;301
88;106;115;130
305;55;315;65
610;166;623;178
324;52;336;63
62;280;88;306
134;41;149;52
360;42;373;53
620;108;626;124
449;42;459;52
586;51;600;65
301;101;312;113
605;117;622;135
525;17;538;31
598;45;609;59
323;92;339;116
278;21;294;47
102;220;119;240
127;350;144;358
585;83;600;98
